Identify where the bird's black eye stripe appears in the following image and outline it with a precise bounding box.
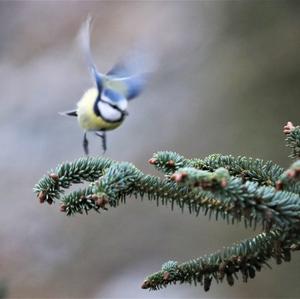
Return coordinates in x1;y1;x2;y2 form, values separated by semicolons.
101;99;122;112
111;104;120;111
108;102;119;111
93;94;101;116
93;97;127;123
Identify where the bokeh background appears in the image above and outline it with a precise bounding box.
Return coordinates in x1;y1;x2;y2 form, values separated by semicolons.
0;1;300;298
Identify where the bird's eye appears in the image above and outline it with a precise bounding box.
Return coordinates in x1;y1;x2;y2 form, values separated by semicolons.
101;98;117;110
108;103;124;112
97;101;122;121
110;104;118;110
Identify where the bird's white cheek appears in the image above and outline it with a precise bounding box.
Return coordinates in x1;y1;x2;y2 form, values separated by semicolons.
118;100;128;111
98;102;122;121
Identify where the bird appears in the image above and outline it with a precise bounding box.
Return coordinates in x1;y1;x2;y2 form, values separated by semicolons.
60;17;151;155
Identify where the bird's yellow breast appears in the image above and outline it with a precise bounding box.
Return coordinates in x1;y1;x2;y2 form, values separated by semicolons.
77;88;122;131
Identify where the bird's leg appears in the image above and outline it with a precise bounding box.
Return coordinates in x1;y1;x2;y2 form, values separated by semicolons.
83;132;89;156
95;131;107;154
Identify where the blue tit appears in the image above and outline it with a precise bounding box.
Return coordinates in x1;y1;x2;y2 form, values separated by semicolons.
60;17;149;155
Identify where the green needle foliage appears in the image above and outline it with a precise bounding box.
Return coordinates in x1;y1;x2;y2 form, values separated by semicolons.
34;122;300;292
285;125;300;159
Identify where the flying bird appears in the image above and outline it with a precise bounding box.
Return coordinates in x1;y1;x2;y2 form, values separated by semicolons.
60;17;151;155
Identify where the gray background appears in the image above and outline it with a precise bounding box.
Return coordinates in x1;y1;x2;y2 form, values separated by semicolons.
0;1;299;298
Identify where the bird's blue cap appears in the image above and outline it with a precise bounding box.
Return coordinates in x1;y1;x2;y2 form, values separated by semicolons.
102;88;124;103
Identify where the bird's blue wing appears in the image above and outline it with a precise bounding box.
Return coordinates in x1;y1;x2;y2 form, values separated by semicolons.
113;73;148;100
102;88;124;103
107;60;131;78
107;45;155;100
79;17;104;91
106;47;144;78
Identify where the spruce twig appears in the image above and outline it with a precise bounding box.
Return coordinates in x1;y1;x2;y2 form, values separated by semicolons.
33;157;114;204
33;122;300;292
150;152;284;187
284;121;300;159
171;167;300;229
142;229;297;291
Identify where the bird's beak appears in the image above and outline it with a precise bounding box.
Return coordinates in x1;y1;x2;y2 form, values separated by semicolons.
123;110;129;116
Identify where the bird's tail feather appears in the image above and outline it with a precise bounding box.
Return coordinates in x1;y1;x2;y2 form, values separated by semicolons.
59;110;78;117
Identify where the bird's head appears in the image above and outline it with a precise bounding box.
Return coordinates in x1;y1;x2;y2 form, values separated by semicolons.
101;88;128;113
95;88;129;122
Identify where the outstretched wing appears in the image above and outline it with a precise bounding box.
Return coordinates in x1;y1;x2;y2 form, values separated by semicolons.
107;44;156;100
79;17;104;91
107;60;132;78
112;73;148;100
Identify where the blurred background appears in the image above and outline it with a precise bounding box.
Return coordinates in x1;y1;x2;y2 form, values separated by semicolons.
0;1;300;298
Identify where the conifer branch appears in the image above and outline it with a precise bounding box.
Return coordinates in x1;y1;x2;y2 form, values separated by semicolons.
171;167;300;229
33;157;113;204
59;162;234;222
276;160;300;195
33;122;300;292
54;162;300;230
142;228;298;291
150;152;284;187
284;121;300;159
